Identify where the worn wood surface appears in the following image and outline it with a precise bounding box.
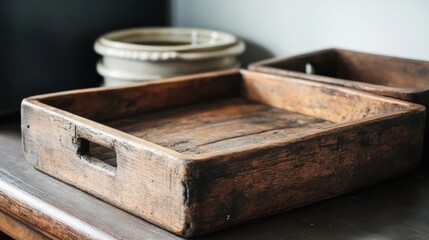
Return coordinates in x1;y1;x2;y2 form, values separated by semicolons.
104;98;333;156
249;49;429;100
0;210;47;240
21;69;426;237
249;49;429;167
2;119;429;239
0;119;179;240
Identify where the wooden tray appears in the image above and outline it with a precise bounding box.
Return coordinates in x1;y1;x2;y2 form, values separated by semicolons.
249;48;429;166
21;69;425;237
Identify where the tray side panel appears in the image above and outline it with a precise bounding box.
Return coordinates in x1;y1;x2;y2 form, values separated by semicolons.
241;72;411;123
252;49;339;78
336;50;429;89
37;71;242;122
186;110;425;236
21;100;190;235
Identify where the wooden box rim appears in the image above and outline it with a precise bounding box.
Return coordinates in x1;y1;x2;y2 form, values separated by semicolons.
22;69;425;162
249;49;429;98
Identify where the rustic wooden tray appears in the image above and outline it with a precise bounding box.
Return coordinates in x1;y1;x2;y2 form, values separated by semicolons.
249;49;429;166
22;69;425;237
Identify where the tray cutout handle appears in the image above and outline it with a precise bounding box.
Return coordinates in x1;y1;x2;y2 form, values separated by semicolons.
77;137;117;175
305;63;315;74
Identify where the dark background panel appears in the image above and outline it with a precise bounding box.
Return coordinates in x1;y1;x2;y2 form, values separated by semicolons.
0;0;168;114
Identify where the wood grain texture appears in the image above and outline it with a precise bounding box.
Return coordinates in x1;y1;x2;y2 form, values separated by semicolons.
2;120;429;239
248;49;429;167
104;98;333;156
249;49;429;100
0;211;47;240
39;69;241;122
0;121;179;240
21;69;426;237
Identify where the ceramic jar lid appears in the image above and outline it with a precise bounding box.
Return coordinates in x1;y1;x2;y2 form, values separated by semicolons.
94;27;245;61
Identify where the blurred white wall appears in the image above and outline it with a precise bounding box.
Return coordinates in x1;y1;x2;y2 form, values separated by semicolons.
171;0;429;66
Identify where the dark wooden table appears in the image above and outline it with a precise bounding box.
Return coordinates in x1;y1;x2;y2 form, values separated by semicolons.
1;116;429;239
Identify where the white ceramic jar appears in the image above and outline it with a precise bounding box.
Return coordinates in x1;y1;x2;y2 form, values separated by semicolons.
94;27;245;86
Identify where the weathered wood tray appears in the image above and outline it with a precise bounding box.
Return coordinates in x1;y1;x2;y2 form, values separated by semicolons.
249;48;429;166
21;69;425;237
